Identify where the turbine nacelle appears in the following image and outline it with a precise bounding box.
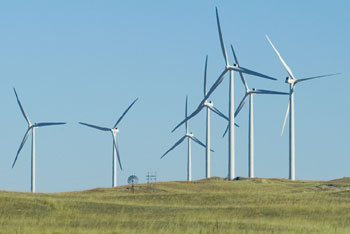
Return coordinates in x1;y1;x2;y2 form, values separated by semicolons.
204;100;214;108
111;128;120;134
186;132;194;138
228;64;238;70
285;77;295;84
245;88;254;95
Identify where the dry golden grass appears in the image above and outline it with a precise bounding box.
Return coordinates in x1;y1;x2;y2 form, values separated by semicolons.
1;177;350;233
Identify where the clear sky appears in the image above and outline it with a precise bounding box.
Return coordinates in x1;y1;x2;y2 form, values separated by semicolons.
0;1;349;192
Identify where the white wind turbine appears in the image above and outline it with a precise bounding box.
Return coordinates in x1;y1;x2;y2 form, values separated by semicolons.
79;98;138;187
173;8;277;180
12;88;66;193
222;45;289;178
162;96;213;181
172;56;238;179
266;35;340;180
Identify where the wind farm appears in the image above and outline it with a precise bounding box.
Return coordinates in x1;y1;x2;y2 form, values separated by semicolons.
223;45;289;178
0;1;348;233
170;56;236;179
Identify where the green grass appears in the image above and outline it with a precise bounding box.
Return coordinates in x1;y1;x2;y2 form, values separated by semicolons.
1;177;350;233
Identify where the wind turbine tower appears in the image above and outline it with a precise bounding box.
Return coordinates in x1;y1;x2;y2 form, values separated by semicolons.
79;98;138;187
12;88;66;193
266;35;339;180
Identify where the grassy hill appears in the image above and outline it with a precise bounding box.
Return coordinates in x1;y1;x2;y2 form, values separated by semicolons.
1;177;350;233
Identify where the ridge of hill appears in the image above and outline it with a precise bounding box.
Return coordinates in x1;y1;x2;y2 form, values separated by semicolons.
1;177;350;233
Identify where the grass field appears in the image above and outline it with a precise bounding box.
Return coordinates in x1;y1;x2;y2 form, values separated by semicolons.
1;177;350;233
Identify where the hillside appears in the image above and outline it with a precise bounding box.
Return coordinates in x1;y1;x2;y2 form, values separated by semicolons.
1;177;350;233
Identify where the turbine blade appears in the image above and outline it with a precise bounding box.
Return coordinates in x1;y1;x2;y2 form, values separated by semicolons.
231;44;239;65
116;143;122;171
12;128;31;168
185;96;188;132
35;122;66;127
296;73;341;83
204;55;208;97
222;124;229;138
265;35;295;79
208;105;228;121
235;94;249;117
114;98;138;128
191;135;214;152
232;66;277;81
222;123;239;138
172;104;205;133
253;89;289;95
215;7;229;66
13;88;31;125
281;99;290;136
205;68;228;102
172;68;228;133
79;122;111;131
230;45;249;91
113;136;123;170
160;136;187;159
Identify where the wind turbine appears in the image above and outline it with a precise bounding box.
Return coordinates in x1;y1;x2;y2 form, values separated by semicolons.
172;8;277;180
222;45;289;178
79;98;138;187
266;35;340;180
12;88;66;193
161;96;213;181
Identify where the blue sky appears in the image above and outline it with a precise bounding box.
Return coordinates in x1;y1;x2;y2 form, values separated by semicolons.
0;1;349;192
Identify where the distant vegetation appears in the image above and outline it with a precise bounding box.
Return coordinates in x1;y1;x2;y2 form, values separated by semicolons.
1;177;350;233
